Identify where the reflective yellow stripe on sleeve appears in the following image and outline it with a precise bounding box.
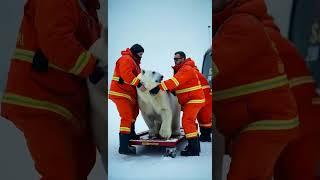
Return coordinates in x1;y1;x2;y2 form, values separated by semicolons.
112;76;120;81
131;77;139;85
69;51;91;75
289;76;315;88
2;93;74;120
202;85;211;89
242;117;299;132
186;99;206;104
185;132;198;138
213;75;289;101
176;85;202;94
171;77;180;86
109;91;133;102
161;81;168;90
13;49;65;71
14;48;92;74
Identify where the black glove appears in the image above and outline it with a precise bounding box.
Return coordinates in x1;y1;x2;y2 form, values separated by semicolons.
170;91;176;96
149;85;160;96
89;65;105;84
118;77;124;84
32;49;48;72
137;82;143;88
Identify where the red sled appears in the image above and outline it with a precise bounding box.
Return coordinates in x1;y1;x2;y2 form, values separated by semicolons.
129;128;186;158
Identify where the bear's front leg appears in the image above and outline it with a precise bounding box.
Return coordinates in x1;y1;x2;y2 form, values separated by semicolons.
159;109;172;139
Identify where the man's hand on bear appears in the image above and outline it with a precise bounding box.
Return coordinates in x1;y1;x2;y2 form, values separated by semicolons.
149;85;160;96
137;82;147;92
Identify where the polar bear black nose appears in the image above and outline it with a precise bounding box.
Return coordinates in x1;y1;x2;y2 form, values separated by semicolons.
160;75;164;80
142;70;145;74
152;71;155;74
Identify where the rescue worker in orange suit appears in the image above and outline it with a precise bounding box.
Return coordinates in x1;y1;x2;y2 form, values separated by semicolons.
195;68;213;142
109;44;147;155
149;51;205;156
0;0;105;179
262;15;320;180
213;0;300;179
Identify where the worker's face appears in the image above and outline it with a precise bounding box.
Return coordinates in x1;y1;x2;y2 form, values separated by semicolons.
174;54;185;65
137;52;144;58
213;0;231;13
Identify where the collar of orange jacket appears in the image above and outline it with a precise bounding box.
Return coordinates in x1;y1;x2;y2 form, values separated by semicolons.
121;48;141;65
213;0;269;34
172;58;196;73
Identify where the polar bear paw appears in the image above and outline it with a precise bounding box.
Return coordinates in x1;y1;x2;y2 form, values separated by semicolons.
159;127;172;139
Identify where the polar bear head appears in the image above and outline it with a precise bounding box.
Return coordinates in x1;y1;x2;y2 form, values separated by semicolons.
138;70;164;90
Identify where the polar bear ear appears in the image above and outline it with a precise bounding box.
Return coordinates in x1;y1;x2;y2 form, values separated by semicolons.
142;70;145;74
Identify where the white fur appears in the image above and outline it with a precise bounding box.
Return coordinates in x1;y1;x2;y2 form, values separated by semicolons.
137;70;181;139
87;23;107;171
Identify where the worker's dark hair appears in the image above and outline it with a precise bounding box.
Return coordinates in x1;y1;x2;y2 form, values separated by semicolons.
174;51;186;59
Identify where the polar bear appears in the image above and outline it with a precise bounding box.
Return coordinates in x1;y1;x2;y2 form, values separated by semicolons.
87;26;107;171
137;70;181;139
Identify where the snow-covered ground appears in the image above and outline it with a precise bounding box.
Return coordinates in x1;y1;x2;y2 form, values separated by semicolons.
108;100;214;180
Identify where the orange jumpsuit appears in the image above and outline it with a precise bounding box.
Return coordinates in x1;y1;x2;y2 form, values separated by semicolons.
1;0;101;179
160;58;205;139
263;16;320;180
195;69;212;129
213;0;300;179
109;48;141;134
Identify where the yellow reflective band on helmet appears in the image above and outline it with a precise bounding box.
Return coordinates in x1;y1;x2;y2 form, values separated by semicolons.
289;76;315;88
186;99;206;104
171;77;180;86
202;85;211;89
69;51;91;75
176;85;202;94
120;127;131;132
242;117;299;132
131;77;139;85
185;132;198;138
213;75;289;101
312;97;320;105
109;91;133;101
161;81;168;90
199;123;212;128
2;93;74;120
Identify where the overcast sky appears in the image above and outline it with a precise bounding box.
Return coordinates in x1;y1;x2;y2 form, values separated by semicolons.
108;0;212;86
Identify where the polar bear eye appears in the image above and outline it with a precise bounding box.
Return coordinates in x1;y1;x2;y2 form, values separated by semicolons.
142;70;145;74
152;71;155;74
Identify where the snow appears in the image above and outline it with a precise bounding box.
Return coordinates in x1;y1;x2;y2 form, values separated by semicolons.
108;100;213;180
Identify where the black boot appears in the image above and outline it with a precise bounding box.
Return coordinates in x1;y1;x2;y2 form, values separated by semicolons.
183;136;201;152
130;123;139;140
181;137;200;156
199;127;212;142
118;133;136;155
